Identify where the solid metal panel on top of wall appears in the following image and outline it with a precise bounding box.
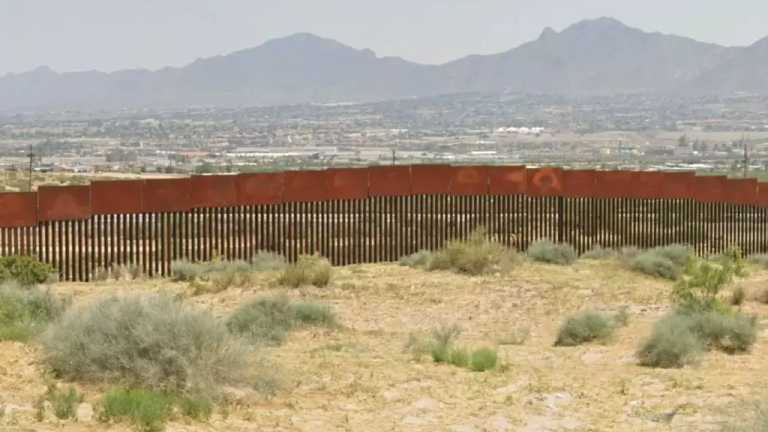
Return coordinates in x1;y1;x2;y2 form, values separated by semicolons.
527;167;563;197
411;164;452;195
630;171;666;199
692;175;727;203
236;172;284;205
562;170;596;198
757;183;768;207
368;166;411;197
325;168;369;200
660;172;695;199
91;180;144;214
283;170;328;202
449;166;489;196
190;175;238;208
143;178;193;213
594;170;634;199
488;166;527;195
0;192;38;227
38;185;91;221
725;178;758;205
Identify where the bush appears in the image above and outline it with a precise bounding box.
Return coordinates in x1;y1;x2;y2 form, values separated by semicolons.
687;311;757;354
430;324;462;363
527;239;577;265
672;255;738;313
0;256;55;286
100;389;172;432
637;311;757;368
41;294;251;398
629;245;692;280
731;286;746;306
630;253;680;280
170;260;204;282
637;314;704;368
652;244;693;268
619;246;641;261
448;348;470;368
0;283;68;342
172;255;284;290
250;251;286;272
399;250;433;269
226;295;336;345
554;311;616;346
37;385;83;420
580;245;615;260
428;228;516;275
177;396;213;421
292;302;337;326
277;254;332;288
469;348;498;372
748;254;768;268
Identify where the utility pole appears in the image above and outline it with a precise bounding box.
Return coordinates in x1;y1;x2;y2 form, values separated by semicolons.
27;145;35;192
391;148;396;166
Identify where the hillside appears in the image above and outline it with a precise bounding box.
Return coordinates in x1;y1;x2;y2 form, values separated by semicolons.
0;17;766;112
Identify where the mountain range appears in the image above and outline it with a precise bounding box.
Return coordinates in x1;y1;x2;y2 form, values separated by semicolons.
2;17;767;112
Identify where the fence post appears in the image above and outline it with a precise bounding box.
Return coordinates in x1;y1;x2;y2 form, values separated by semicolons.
557;196;565;243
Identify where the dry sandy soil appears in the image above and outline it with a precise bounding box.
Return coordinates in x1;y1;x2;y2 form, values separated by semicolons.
2;259;767;432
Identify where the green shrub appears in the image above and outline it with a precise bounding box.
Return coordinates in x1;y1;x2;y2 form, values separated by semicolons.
170;260;204;282
629;245;692;280
527;239;577;265
38;385;83;420
637;314;704;368
619;246;641;261
278;254;332;288
429;324;462;363
469;348;498;372
748;254;768;268
637;310;756;369
399;250;433;269
100;389;172;432
448;348;470;368
431;343;451;363
0;283;68;342
653;244;693;267
687;311;757;354
613;306;631;327
580;245;616;260
672;256;738;313
250;251;286;272
226;295;336;345
0;256;55;286
731;286;746;306
427;227;516;275
173;256;282;289
41;294;251;398
292;302;337;326
630;252;680;280
177;396;213;421
554;311;616;346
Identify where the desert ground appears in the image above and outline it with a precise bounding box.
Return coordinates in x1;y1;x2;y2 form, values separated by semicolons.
1;258;767;432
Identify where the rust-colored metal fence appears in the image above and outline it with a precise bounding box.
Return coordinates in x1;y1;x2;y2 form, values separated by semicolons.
2;165;768;281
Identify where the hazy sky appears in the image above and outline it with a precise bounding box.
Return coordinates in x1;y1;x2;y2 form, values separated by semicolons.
2;0;767;75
